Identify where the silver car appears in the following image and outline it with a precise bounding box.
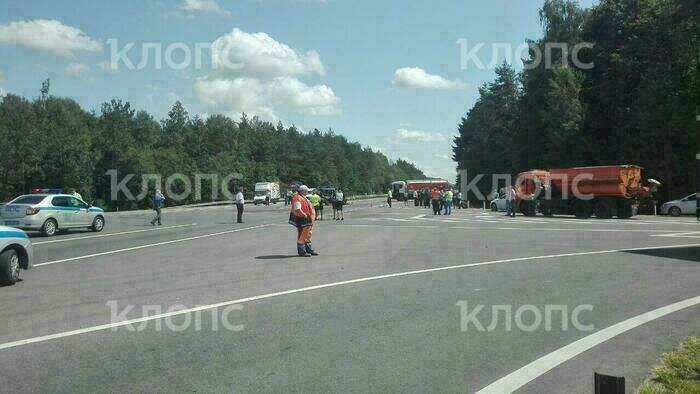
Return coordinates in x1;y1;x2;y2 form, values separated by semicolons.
0;194;105;236
0;225;33;285
660;193;698;217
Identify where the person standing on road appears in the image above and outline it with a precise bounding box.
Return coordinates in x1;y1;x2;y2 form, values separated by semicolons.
505;184;516;217
455;191;462;209
235;187;245;223
444;189;453;215
150;189;164;226
309;190;321;220
265;190;271;206
431;188;441;215
289;185;318;257
413;190;419;206
333;189;345;220
387;189;392;208
285;189;292;206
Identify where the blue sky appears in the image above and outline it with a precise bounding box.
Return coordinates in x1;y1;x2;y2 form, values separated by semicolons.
0;0;597;181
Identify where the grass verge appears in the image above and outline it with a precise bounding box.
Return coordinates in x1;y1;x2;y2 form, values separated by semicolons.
638;335;700;393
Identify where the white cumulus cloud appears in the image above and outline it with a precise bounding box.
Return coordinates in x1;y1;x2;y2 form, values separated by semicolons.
0;19;102;57
179;0;230;15
392;67;462;90
196;28;338;120
396;128;447;143
211;28;324;78
65;63;90;78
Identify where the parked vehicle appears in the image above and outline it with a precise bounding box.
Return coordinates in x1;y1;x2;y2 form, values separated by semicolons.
317;187;337;203
253;182;280;205
515;165;660;219
490;194;507;212
391;179;449;200
0;226;33;286
660;194;698;217
0;194;105;236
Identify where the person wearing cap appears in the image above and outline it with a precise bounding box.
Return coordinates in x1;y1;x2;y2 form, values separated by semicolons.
289;185;318;257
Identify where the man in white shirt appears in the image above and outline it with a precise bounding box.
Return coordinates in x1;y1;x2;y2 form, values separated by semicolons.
235;188;245;223
505;185;516;217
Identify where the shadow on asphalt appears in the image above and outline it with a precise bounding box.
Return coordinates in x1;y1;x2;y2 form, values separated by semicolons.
624;246;700;263
256;255;301;260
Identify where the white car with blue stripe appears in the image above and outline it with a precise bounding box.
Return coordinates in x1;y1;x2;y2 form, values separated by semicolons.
0;226;33;286
1;194;105;237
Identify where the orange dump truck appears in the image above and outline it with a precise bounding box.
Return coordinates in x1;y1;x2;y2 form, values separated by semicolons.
515;165;659;219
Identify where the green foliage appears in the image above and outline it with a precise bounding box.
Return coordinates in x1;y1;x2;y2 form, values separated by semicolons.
0;95;425;210
453;0;699;201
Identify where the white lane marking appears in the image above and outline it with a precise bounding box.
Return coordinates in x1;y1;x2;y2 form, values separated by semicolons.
34;225;270;267
32;224;198;245
410;214;426;220
4;243;699;351
477;295;700;394
652;231;700;239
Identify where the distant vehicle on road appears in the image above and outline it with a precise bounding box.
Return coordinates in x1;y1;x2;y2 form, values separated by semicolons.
516;165;660;219
0;194;105;236
0;226;33;286
391;179;449;200
490;194;507;212
253;182;280;205
660;194;697;217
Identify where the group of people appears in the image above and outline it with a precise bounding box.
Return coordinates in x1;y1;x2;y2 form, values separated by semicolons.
401;188;462;216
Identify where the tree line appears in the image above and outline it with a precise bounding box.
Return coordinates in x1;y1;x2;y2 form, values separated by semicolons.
453;0;698;202
0;92;425;210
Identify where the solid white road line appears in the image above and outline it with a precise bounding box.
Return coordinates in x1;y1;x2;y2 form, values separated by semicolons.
4;243;699;351
34;224;270;267
32;223;198;245
477;295;700;393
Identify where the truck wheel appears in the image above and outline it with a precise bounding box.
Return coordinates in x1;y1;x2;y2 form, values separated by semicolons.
541;206;553;217
594;200;613;219
0;249;20;286
669;207;682;217
42;219;58;237
521;201;537;217
617;204;633;219
573;201;592;219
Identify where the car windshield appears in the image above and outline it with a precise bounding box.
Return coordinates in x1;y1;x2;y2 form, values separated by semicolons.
255;191;267;196
11;195;46;205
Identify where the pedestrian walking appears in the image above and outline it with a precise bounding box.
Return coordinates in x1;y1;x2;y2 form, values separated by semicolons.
333;189;345;220
387;189;392;208
445;189;453;215
506;184;516;217
439;190;446;213
289;185;318;257
235;187;245;223
150;189;164;226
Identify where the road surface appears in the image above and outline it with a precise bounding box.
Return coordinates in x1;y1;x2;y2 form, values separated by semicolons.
1;199;698;393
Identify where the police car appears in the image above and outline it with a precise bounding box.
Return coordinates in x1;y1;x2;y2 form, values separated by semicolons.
1;190;105;237
0;226;33;286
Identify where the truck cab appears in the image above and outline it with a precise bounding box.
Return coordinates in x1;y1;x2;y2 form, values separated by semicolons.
253;182;280;205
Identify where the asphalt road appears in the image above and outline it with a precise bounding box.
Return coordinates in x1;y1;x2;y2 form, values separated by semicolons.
1;199;698;393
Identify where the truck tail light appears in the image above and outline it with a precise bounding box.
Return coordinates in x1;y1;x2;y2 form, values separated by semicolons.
26;207;41;215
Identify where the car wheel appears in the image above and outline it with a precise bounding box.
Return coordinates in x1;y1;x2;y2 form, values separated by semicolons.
491;203;497;212
42;218;58;237
0;249;20;286
669;206;682;217
91;216;105;232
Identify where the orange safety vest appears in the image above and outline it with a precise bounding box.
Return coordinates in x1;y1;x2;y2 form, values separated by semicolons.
431;189;440;200
291;194;313;218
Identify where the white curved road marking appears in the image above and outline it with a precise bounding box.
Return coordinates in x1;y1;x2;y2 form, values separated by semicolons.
477;295;700;393
2;243;698;351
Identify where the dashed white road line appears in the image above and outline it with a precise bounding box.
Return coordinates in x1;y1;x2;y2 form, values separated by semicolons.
477;295;700;393
4;243;698;351
32;223;198;245
34;224;270;267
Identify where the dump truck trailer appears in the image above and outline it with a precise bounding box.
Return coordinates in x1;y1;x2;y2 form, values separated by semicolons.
515;165;659;219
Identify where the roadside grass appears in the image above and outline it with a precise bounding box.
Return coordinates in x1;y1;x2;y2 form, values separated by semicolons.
638;336;700;393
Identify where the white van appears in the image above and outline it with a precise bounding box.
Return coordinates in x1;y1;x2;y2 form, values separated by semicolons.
253;182;280;205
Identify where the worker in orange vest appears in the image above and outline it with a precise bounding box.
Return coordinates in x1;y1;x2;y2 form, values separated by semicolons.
431;187;441;215
288;185;318;257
